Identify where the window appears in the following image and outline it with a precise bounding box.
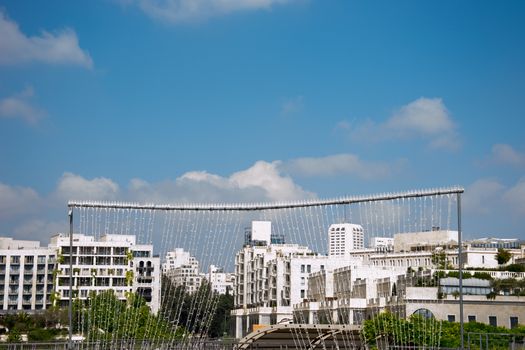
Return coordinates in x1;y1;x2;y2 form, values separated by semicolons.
300;289;305;299
307;265;311;273
510;317;519;329
300;277;305;286
468;315;476;323
413;309;434;319
482;255;485;264
320;265;324;271
447;315;456;322
301;265;305;273
489;316;497;327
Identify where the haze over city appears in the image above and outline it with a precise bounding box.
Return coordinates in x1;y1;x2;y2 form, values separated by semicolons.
1;0;524;243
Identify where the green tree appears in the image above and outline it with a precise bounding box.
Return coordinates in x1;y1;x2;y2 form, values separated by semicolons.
431;251;452;269
160;275;234;339
208;291;234;338
7;328;21;342
496;248;512;265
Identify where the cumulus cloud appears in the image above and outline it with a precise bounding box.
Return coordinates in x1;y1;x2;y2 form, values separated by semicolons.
487;144;525;168
339;97;460;150
0;182;41;219
54;172;120;202
127;0;296;23
13;219;67;242
230;160;313;201
463;177;525;218
281;154;399;179
0;87;44;124
129;160;314;203
463;179;505;215
0;11;92;67
503;178;525;216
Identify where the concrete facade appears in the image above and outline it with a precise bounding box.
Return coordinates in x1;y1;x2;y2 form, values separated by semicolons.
394;229;458;253
0;238;55;313
328;223;364;258
50;233;160;314
404;286;524;328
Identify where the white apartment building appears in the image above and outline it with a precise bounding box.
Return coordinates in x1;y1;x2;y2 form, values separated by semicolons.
349;238;524;271
50;233;161;314
295;266;525;330
163;248;202;293
232;241;355;338
131;244;161;314
207;265;234;295
0;238;56;313
295;264;407;325
328;223;364;258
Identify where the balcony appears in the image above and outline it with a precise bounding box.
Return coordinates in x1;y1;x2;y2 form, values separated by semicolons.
97;248;111;255
137;277;153;283
113;247;128;256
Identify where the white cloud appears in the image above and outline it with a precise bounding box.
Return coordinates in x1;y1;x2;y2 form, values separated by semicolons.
463;179;505;215
339;97;460;150
386;98;453;135
0;11;92;68
230;160;313;201
13;219;67;242
281;154;398;179
463;177;525;219
281;95;303;115
54;173;120;202
129;0;295;23
0;182;41;219
488;144;525;168
0;87;44;124
128;160;314;203
503;178;525;216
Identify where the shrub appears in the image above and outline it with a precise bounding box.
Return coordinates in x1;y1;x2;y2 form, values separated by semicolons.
28;328;58;341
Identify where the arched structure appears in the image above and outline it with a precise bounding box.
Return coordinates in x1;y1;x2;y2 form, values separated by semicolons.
237;324;364;349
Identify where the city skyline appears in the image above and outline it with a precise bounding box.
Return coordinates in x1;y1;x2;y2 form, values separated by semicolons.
1;1;524;243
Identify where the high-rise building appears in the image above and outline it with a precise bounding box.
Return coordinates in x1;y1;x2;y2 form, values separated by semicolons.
163;248;202;293
207;265;234;295
244;221;285;246
0;238;56;313
50;233;160;314
232;221;352;338
328;223;364;257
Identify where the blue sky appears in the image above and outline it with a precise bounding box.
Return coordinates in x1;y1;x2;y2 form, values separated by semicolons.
0;0;524;242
